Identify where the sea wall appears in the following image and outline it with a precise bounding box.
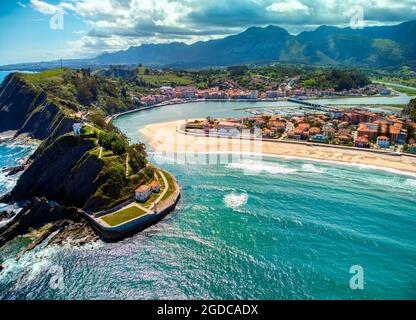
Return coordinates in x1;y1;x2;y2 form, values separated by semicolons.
84;178;181;242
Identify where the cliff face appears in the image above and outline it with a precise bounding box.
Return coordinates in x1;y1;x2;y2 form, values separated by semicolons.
0;73;75;140
6;135;104;208
0;69;150;247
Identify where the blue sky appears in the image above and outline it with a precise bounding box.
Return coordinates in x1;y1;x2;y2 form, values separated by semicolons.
0;0;415;65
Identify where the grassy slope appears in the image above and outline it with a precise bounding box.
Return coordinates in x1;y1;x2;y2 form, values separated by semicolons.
136;67;193;86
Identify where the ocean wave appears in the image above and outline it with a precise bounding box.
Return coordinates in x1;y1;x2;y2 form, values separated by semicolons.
0;242;59;290
0;141;37;195
300;163;326;174
0;170;20;194
405;179;416;189
224;192;249;209
226;160;297;175
365;177;416;192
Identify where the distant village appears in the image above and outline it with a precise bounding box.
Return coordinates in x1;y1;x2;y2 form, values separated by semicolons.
131;82;392;107
184;108;416;154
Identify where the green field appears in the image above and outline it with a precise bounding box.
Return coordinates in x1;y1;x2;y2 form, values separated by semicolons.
21;68;67;85
101;206;147;226
384;84;416;96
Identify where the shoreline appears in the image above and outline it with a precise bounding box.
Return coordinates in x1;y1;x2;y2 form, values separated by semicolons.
110;93;409;122
140;120;416;176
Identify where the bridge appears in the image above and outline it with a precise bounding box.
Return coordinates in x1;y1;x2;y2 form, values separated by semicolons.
288;98;331;112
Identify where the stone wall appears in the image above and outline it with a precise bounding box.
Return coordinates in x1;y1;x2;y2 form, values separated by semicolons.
84;173;181;242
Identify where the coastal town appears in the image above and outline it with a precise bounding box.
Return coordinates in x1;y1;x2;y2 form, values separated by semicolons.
183;107;416;154
133;81;393;108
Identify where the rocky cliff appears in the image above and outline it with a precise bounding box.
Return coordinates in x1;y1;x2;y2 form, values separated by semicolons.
0;69;150;250
0;73;102;248
2;135;104;208
0;73;76;141
0;197;97;248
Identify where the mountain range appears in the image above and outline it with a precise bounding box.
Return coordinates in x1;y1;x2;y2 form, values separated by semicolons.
2;20;416;70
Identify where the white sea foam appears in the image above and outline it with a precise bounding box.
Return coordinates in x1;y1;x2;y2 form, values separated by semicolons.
0;170;19;193
301;163;326;174
168;150;416;178
227;160;297;175
0;244;58;288
224;192;249;209
405;179;416;189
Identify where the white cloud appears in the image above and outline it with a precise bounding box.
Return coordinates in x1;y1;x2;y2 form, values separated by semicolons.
30;0;75;15
267;0;310;13
17;1;27;8
27;0;416;57
30;0;59;14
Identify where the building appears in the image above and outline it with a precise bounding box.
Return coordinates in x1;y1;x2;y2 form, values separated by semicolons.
150;180;161;193
355;135;369;148
376;136;390;148
323;126;335;139
343;109;377;125
357;122;404;143
135;185;153;202
309;127;322;136
135;180;161;202
328;109;343;120
73;123;82;135
309;134;326;143
357;123;379;141
262;128;273;137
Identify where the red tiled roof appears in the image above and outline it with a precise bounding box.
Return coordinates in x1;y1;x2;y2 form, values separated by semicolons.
136;185;151;193
355;135;369;143
150;180;160;188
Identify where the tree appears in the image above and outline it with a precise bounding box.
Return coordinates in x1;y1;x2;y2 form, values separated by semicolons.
111;138;128;156
77;83;93;105
228;65;248;77
98;131;116;150
88;111;107;129
104;96;120;115
128;143;147;173
100;163;126;198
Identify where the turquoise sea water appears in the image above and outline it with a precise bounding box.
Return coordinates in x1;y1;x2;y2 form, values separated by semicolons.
0;70;36;85
0;143;35;195
0;74;415;299
0;154;415;299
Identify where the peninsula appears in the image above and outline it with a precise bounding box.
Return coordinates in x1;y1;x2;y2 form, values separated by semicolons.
0;68;180;250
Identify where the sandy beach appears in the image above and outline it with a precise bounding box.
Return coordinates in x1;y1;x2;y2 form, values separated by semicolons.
140;120;416;175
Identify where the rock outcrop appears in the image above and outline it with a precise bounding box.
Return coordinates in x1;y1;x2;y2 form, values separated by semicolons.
0;197;90;248
2;135;104;208
0;73;101;249
0;73;76;142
